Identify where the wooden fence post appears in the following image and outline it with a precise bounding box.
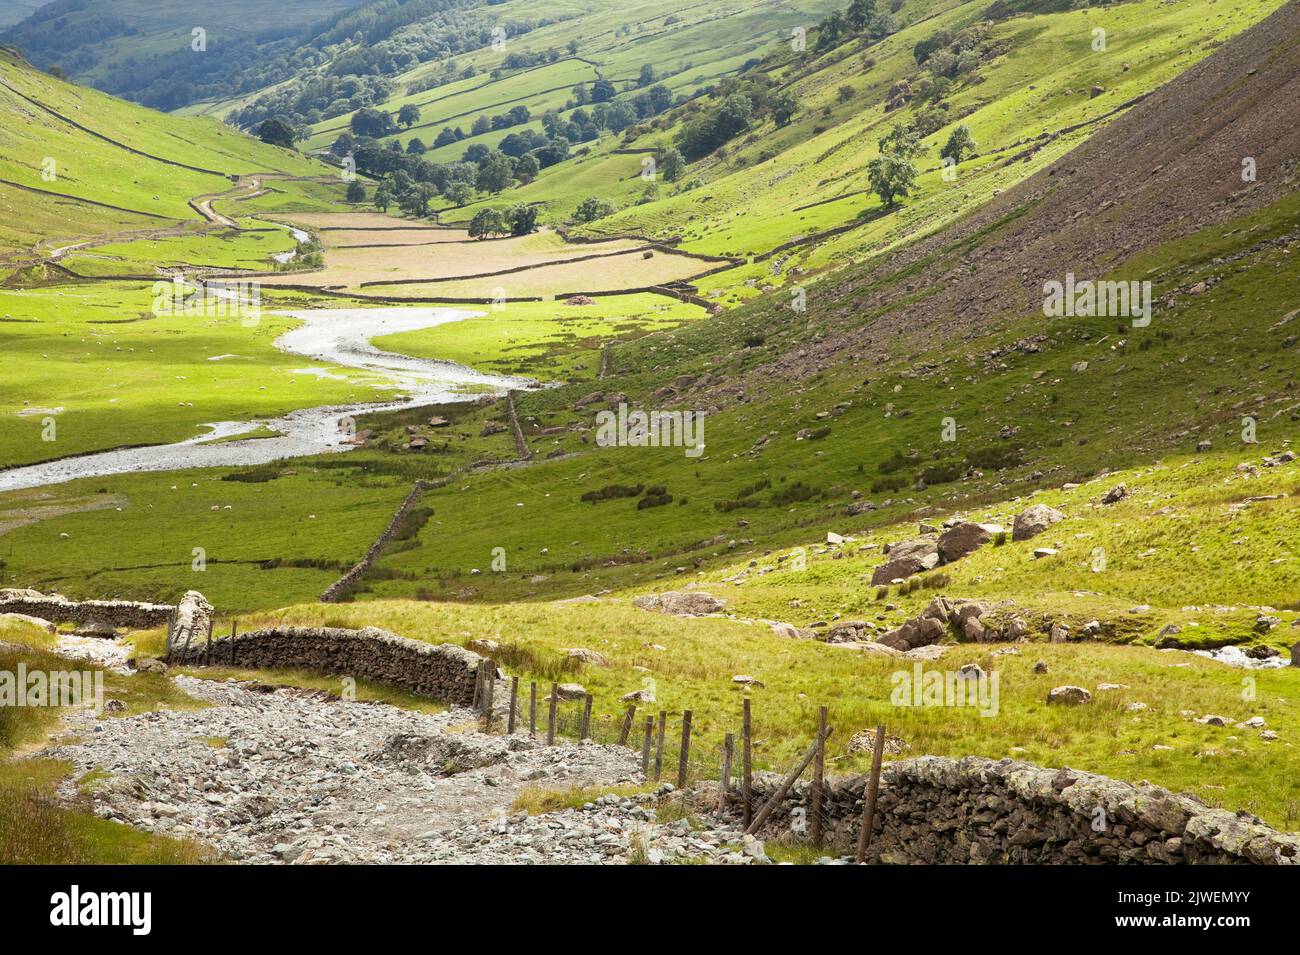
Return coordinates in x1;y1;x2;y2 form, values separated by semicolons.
529;681;537;737
507;676;519;734
677;709;693;788
855;724;887;864
721;734;734;798
483;660;495;730
618;704;636;746
745;725;832;836
580;693;593;741
640;716;654;777
547;683;558;745
742;697;753;829
229;621;237;666
810;706;827;847
654;711;666;781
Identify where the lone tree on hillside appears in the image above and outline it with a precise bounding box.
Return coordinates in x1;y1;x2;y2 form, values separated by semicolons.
771;91;800;128
867;125;924;207
346;180;367;204
374;182;393;212
940;124;977;164
398;103;422;128
659;146;685;182
257;117;296;149
573;196;614;222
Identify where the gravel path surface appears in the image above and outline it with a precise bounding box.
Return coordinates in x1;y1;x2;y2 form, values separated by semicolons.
41;673;768;864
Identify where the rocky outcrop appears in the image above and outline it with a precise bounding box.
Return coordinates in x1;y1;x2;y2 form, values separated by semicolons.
870;536;940;585
1012;504;1065;541
937;522;1003;563
737;756;1300;864
166;625;484;706
0;588;175;631
633;591;726;616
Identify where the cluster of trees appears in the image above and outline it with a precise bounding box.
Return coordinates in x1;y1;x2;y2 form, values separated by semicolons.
224;3;560;127
865;120;976;208
674;76;798;160
468;205;538;238
815;0;901;51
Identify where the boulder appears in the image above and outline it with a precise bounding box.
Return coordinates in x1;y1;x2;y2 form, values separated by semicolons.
555;683;588;701
1012;504;1065;542
878;615;947;652
620;688;655;704
562;647;608;668
632;591;725;616
1047;685;1092;705
74;621;118;639
1101;483;1129;505
0;612;57;633
870;536;940;585
937;522;1003;563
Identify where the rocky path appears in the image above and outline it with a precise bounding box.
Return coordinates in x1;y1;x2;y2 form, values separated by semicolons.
39;672;764;865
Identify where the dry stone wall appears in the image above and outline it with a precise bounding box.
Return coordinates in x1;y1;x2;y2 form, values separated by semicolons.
166;625;484;706
738;755;1300;864
320;480;436;603
0;589;174;630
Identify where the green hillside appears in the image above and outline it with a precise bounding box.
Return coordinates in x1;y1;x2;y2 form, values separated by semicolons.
1;0;1299;860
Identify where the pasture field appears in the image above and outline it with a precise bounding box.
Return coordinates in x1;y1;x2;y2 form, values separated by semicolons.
374;293;708;381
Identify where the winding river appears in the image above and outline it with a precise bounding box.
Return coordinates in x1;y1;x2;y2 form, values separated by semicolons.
0;307;535;493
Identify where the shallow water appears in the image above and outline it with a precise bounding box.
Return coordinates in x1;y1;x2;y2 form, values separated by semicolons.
0;306;533;492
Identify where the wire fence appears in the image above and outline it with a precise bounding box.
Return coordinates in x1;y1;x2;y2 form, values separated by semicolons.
472;666;887;858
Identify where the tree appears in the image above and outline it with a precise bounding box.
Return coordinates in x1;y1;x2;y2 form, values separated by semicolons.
398;104;421;128
771;91;799;127
445;182;472;205
817;10;845;50
506;204;538;236
257;117;296;149
433;126;458;148
351;108;392;138
846;0;877;31
407;138;427;155
714;94;753;140
330;133;355;157
574;196;614;222
468;208;507;239
638;64;656;87
374;182;393;212
940;124;977;163
867;126;924;207
659;146;685;183
476;152;514;194
346;180;367;204
399;184;432;217
591;79;616;102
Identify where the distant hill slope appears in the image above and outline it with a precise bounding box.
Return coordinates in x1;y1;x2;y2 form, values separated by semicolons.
0;0;369;108
0;1;47;29
0;45;330;256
